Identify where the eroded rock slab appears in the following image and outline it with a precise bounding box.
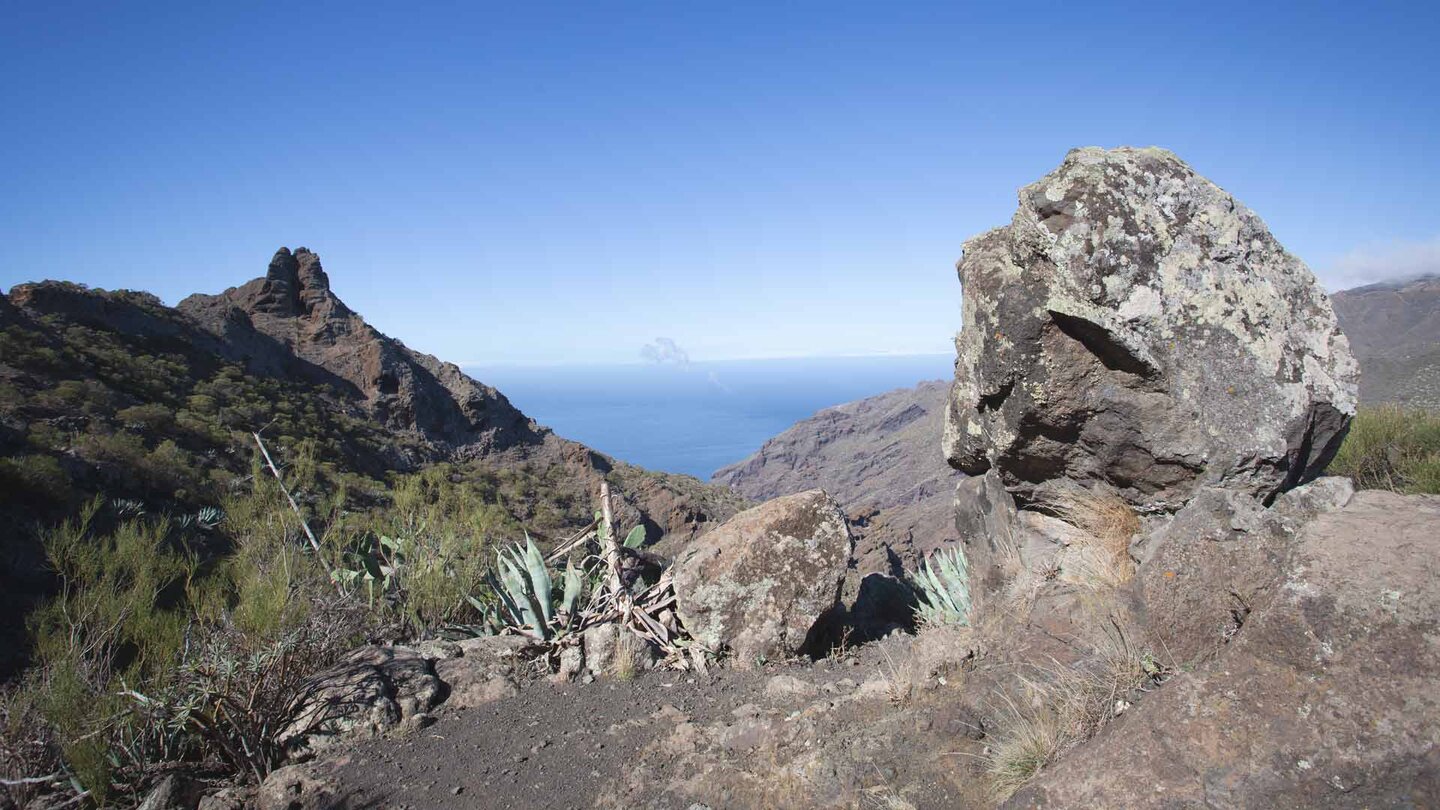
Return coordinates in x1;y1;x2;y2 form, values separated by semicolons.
1007;490;1440;808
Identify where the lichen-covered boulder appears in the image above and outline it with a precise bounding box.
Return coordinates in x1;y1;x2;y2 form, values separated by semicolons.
943;147;1358;510
672;490;853;668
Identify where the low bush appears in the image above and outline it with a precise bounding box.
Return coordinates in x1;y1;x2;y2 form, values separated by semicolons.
1329;405;1440;494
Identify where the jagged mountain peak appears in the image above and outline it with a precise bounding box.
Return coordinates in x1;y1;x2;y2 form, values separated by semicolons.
177;247;537;455
244;246;346;318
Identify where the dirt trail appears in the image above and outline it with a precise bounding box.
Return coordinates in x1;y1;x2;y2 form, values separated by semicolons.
306;637;977;810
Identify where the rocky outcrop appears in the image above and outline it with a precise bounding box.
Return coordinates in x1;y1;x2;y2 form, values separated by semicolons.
714;380;960;573
672;490;854;667
944;147;1358;510
1008;491;1440;808
179;247;539;455
1332;274;1440;408
175;248;747;543
936;148;1439;807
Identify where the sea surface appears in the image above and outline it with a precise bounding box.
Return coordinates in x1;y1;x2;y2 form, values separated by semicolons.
467;355;952;480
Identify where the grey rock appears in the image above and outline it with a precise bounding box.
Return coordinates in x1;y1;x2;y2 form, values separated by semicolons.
194;789;246;810
551;643;585;684
672;490;854;667
257;757;349;810
952;470;1024;608
943;147;1358;510
278;645;442;757
136;774;200;810
763;674;819;701
581;623;658;679
1271;474;1355;523
1130;487;1293;665
434;635;526;709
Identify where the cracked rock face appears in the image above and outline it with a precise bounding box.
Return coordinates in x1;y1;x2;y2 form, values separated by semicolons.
943;147;1358;509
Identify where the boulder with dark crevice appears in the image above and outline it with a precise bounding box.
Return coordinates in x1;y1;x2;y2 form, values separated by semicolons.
943;147;1358;512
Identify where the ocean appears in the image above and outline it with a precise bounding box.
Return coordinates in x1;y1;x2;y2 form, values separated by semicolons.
466;355;953;480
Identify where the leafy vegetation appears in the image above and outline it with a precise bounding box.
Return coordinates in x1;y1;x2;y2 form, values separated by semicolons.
1329;404;1440;494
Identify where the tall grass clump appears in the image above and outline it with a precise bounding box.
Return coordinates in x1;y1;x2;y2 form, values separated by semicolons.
1329;404;1440;494
987;629;1163;800
1038;484;1139;588
909;545;972;627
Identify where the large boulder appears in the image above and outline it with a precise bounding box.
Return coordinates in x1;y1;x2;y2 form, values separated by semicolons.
672;490;854;667
1007;490;1440;808
943;147;1358;510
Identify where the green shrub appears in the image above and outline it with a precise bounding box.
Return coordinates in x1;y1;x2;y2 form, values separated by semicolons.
0;455;71;506
8;487;371;803
22;501;193;801
116;402;174;432
1329;405;1440;494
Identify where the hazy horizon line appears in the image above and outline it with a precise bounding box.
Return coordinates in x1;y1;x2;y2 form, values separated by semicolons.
459;350;955;370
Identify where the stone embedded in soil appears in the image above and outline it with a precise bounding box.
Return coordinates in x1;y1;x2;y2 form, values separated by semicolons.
671;489;854;668
278;645;442;757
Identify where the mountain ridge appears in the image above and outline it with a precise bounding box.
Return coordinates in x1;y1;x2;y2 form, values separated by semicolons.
1332;273;1440;408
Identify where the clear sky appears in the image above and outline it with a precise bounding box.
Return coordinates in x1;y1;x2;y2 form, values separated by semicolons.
2;2;1437;365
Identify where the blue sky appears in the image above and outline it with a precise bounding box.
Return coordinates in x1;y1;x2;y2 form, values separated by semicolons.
2;2;1437;365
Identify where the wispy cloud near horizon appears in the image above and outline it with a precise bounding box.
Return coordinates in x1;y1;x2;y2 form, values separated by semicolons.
1322;235;1440;290
640;337;692;369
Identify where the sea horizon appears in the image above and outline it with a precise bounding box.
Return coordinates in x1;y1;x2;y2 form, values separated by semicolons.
467;353;953;480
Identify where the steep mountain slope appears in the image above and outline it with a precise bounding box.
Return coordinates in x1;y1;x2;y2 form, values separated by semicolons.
0;249;745;675
713;380;960;571
1331;274;1440;408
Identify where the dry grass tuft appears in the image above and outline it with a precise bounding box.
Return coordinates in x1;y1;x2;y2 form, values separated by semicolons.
1038;485;1139;588
986;626;1157;800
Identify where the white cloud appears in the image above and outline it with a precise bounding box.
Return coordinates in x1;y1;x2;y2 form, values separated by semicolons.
1322;235;1440;290
639;337;691;368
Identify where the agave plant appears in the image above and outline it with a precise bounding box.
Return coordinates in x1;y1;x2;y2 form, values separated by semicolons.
176;506;226;531
111;498;147;518
488;535;593;640
195;506;225;529
910;545;972;627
